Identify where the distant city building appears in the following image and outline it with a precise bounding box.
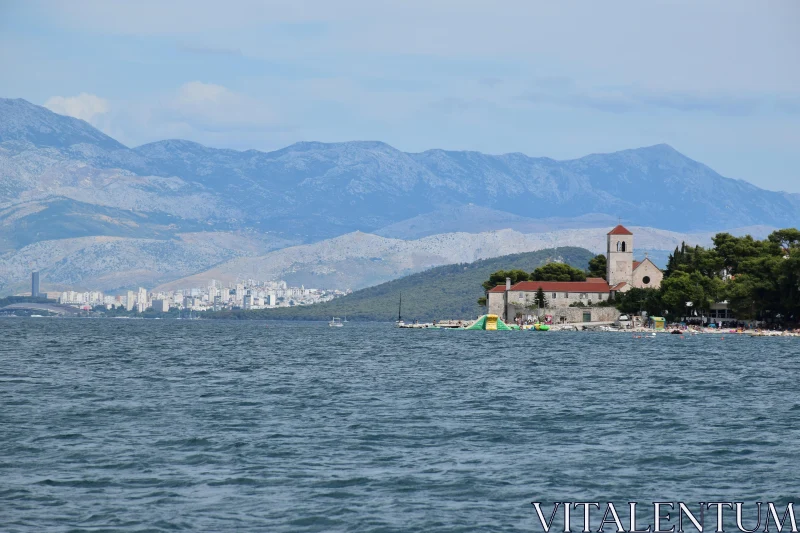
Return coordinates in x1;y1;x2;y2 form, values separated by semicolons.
50;278;346;314
136;287;148;313
31;271;40;298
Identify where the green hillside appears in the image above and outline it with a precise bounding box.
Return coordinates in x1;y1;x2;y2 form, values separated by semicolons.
207;247;595;321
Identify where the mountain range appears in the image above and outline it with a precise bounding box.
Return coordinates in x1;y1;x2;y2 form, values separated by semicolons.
0;96;797;294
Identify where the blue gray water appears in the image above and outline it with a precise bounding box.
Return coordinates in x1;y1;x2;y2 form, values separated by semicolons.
1;319;799;532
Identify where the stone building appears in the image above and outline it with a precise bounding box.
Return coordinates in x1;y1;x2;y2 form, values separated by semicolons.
486;225;663;322
606;224;663;292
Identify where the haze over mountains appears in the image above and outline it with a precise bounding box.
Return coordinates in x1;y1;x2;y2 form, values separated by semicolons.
0;97;797;294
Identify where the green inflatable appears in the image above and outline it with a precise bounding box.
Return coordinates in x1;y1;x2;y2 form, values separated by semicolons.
465;314;515;330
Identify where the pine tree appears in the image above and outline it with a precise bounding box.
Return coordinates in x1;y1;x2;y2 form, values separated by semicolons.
534;287;548;309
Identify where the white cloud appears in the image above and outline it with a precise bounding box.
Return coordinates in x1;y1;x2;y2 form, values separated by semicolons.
161;81;277;131
44;93;110;125
95;82;286;149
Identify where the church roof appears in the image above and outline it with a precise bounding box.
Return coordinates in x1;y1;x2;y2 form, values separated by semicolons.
608;224;633;235
632;257;661;272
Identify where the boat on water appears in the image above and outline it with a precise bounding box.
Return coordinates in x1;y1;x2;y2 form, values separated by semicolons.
329;317;344;327
395;294;404;327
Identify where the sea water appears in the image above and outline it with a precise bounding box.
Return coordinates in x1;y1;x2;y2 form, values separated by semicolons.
1;319;798;532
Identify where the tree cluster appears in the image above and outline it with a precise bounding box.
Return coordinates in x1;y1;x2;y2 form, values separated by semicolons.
481;263;588;293
623;229;800;323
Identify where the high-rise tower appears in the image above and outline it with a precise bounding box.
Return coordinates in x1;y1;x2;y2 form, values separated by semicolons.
31;271;40;298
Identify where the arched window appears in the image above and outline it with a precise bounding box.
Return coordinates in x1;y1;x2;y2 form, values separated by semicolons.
616;241;621;251
621;241;626;252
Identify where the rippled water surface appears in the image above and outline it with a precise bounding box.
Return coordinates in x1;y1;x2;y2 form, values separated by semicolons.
1;319;799;532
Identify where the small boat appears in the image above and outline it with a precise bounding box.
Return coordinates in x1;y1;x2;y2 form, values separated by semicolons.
329;317;344;327
395;294;404;327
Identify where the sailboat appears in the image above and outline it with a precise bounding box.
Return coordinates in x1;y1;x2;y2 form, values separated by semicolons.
396;294;404;327
329;317;344;327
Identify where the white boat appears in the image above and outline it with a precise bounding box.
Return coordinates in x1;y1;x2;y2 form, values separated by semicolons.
329;317;344;327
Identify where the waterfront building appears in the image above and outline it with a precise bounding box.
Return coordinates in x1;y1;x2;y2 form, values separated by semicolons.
49;277;342;314
487;278;614;320
487;225;664;322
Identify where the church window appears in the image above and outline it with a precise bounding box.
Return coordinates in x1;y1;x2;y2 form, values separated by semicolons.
616;241;621;251
621;241;627;252
642;276;651;285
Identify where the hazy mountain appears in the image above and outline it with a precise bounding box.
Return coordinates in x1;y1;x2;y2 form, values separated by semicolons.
3;97;798;238
131;138;800;236
0;98;125;151
0;97;796;294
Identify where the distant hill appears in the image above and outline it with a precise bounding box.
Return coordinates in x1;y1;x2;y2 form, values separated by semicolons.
206;247;596;321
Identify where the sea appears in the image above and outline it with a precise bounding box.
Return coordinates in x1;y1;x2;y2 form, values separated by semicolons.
1;319;798;532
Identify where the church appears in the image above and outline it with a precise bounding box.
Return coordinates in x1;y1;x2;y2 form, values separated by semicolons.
605;225;663;292
486;225;663;319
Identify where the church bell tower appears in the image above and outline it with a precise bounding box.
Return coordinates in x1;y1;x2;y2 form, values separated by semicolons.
606;225;633;287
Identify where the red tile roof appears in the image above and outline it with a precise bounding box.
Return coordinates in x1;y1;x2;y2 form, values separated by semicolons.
610;282;628;291
632;261;642;270
607;224;633;235
487;285;507;293
510;280;611;293
586;277;605;282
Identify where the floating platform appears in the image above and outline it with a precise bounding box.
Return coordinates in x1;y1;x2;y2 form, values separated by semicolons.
465;314;517;330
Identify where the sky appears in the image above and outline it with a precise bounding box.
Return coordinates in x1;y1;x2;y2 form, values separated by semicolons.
1;0;798;192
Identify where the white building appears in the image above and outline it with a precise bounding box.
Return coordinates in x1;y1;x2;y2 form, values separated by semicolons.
136;287;148;313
